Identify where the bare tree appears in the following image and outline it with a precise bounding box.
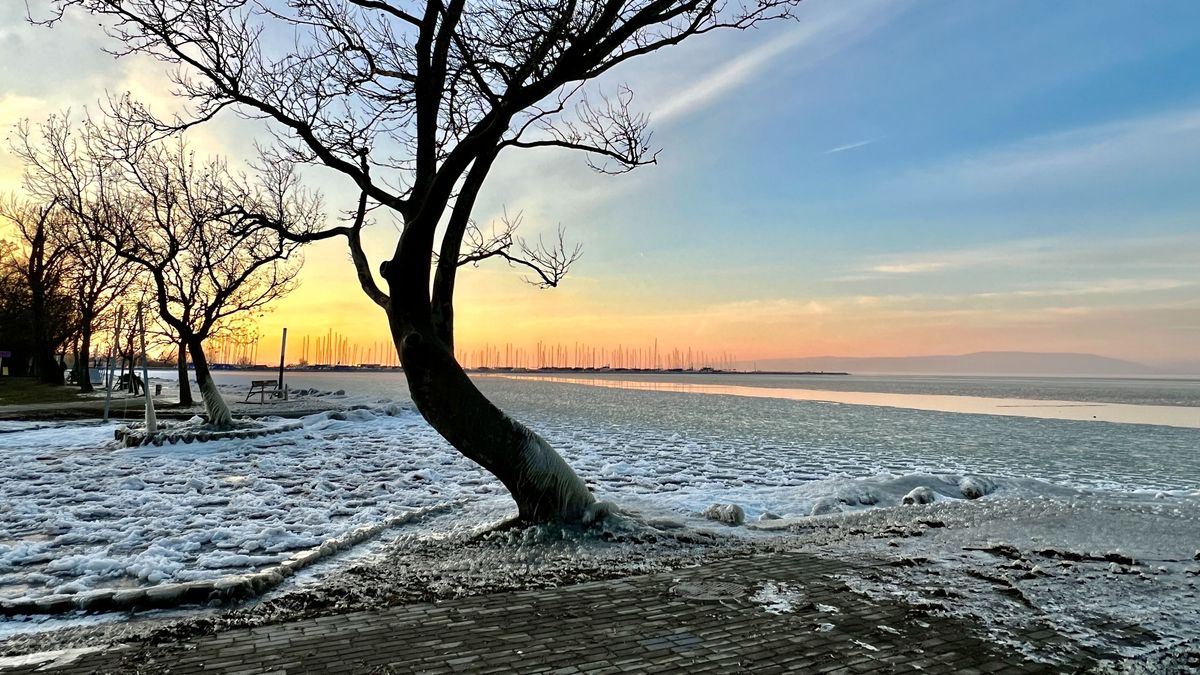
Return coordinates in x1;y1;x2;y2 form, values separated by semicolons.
0;197;78;384
456;212;583;292
43;0;803;523
2;190;137;392
0;238;41;377
60;223;140;393
15;114;315;427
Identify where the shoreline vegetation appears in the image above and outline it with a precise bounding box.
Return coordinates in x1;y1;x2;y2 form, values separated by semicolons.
0;378;93;405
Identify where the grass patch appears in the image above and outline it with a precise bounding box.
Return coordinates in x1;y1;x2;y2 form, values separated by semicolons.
0;377;90;405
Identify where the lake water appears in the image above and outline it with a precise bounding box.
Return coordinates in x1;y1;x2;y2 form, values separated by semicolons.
492;374;1200;428
206;369;1200;407
201;369;1199;493
200;369;1200;427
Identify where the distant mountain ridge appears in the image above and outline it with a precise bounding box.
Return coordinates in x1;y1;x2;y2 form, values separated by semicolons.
742;351;1176;376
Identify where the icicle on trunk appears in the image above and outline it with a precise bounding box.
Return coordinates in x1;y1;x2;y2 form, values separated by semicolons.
399;330;603;524
188;339;233;429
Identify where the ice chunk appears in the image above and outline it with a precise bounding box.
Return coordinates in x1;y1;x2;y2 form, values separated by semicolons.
118;477;146;491
810;497;843;516
959;476;995;500
702;503;745;525
902;486;935;505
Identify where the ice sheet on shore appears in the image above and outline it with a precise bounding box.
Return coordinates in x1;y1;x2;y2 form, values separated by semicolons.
0;408;496;604
2;401;1192;604
776;495;1200;665
2;389;1198;664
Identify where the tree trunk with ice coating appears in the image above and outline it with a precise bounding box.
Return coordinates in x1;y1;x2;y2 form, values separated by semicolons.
187;337;232;429
402;334;598;523
390;262;600;524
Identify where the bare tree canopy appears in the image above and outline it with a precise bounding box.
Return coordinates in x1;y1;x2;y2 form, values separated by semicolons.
14;112;318;426
0;197;78;384
42;0;805;522
60;223;138;392
2;191;137;391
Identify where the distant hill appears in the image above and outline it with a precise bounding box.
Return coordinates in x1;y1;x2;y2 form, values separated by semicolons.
1155;360;1200;377
740;351;1169;377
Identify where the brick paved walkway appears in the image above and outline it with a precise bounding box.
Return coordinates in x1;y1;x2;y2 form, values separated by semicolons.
6;553;1075;674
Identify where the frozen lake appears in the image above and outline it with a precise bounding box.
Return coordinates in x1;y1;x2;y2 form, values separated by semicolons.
1;370;1197;652
203;368;1200;491
203;368;1200;408
493;374;1200;428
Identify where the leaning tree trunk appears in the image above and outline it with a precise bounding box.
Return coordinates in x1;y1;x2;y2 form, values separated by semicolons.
187;337;232;428
396;320;601;525
176;337;193;406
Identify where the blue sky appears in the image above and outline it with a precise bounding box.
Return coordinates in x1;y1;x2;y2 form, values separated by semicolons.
2;0;1199;366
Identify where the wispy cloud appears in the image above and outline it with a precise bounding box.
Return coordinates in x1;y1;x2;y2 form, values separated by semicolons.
855;239;1056;277
652;0;903;123
824;139;877;154
651;28;809;122
870;261;950;274
893;104;1200;195
851;233;1200;279
974;278;1194;299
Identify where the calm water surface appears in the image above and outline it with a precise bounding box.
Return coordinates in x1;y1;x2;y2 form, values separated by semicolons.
195;369;1200;491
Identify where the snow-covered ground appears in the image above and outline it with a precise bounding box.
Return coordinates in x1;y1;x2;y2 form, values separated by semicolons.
1;373;1197;663
0;406;494;603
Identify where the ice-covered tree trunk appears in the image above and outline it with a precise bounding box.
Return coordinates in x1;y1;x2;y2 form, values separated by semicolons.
392;309;600;524
187;338;232;428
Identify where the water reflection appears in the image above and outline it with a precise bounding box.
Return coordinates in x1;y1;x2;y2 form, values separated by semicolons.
489;375;1200;429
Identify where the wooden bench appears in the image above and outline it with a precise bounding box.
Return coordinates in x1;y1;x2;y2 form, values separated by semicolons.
245;379;285;403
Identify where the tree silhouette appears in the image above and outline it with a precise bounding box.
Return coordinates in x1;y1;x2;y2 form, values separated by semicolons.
44;0;803;522
15;113;315;426
0;198;77;384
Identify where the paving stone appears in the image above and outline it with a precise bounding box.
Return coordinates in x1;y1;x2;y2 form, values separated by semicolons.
13;552;1098;674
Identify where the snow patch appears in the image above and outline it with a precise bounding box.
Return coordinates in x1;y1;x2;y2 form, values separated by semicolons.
750;581;804;615
0;645;111;668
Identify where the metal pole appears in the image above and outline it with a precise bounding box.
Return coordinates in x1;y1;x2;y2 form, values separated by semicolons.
278;327;287;388
103;308;123;422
